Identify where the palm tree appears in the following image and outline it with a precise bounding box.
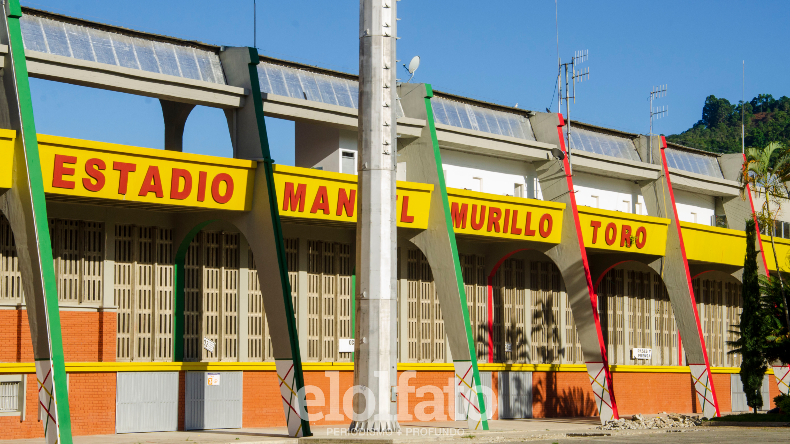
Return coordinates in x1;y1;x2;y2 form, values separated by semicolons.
740;141;790;331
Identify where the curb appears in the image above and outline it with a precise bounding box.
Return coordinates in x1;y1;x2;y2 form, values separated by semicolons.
704;421;790;427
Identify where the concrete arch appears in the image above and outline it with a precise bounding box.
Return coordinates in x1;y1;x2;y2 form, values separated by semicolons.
167;124;311;436
482;245;549;365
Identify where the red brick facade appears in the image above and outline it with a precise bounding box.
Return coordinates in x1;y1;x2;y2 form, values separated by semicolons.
0;305;781;440
0;310;116;363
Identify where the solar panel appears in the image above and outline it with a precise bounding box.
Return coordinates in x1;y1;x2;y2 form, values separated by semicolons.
430;96;536;141
664;147;723;179
257;61;405;118
20;14;226;85
565;127;641;162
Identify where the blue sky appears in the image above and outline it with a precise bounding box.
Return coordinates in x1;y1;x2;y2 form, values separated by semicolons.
23;0;790;165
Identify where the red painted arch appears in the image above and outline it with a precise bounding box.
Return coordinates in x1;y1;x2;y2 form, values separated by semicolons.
486;248;531;363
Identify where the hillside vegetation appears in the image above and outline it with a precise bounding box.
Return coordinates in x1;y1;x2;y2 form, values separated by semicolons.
667;94;790;153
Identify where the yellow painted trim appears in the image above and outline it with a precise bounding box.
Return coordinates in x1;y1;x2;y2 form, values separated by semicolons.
577;206;670;225
273;164;435;194
681;221;744;237
447;188;566;210
761;234;790;246
578;205;670;256
2;362;760;374
38;134;256;169
0;131;13;189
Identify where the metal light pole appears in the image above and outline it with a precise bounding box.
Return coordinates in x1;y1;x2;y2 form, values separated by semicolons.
352;0;400;432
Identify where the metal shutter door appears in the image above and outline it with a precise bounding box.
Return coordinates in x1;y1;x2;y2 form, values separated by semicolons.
116;372;178;433
498;371;532;419
185;371;243;430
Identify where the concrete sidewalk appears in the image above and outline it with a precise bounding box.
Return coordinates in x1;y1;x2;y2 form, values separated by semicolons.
0;418;602;444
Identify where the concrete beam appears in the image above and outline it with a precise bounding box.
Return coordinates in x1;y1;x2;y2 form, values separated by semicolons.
667;167;740;197
11;48;247;108
435;122;556;162
570;149;661;181
398;82;489;430
640;135;721;418
530;111;619;423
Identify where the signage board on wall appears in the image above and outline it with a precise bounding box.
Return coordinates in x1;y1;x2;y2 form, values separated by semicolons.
274;164;433;229
338;338;355;353
36;135;255;211
631;348;652;360
207;373;221;386
578;206;670;256
447;188;565;244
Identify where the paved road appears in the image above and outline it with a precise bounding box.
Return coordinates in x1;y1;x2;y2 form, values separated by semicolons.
2;420;786;444
516;427;789;444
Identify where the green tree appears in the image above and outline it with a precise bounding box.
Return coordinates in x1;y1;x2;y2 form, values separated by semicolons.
667;94;790;154
731;218;768;412
739;141;790;329
702;95;734;129
759;275;790;365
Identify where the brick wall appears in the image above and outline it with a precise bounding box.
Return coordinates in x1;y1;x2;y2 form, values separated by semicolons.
0;310;115;363
0;368;782;439
242;371;287;428
532;371;597;418
0;372;115;439
68;373;115;435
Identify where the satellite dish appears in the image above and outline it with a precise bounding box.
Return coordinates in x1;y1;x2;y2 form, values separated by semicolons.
551;148;566;161
407;56;420;74
403;56;420;82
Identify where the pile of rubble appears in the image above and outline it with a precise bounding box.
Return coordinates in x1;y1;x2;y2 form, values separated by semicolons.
598;413;703;430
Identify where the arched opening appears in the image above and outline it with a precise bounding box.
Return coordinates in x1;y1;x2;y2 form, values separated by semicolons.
590;260;742;368
485;248;583;366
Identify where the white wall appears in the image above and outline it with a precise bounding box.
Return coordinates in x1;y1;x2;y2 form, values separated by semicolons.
295;122;358;174
572;172;646;215
674;189;715;225
440;150;538;198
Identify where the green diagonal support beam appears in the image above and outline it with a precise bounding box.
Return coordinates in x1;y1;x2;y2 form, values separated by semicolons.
0;1;73;442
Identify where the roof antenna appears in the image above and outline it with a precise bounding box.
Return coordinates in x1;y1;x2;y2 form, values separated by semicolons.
559;49;590;175
649;84;668;164
254;0;257;49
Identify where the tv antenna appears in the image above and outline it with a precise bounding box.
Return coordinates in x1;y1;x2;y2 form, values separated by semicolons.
403;56;420;83
253;0;257;49
649;84;668;163
559;49;590;175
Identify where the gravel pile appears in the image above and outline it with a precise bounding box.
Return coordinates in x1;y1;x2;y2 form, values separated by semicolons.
598;413;703;430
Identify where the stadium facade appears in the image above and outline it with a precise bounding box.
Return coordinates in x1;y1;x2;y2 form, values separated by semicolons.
0;3;788;441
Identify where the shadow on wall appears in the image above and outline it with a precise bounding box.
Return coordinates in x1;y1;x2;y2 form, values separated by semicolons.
532;296;566;363
533;372;598;417
531;296;596;417
474;322;531;363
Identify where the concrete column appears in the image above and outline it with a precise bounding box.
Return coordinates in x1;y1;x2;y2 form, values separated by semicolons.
558;282;567;363
352;0;400;432
525;260;534;364
103;221;116;309
238;236;250;362
398;244;409;363
297;237;309;358
623;273;631;364
160;99;195;152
